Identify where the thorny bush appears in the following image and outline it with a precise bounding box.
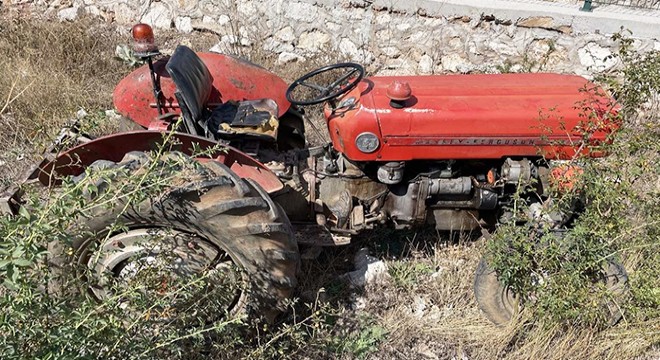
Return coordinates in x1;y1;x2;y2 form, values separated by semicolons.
486;32;660;329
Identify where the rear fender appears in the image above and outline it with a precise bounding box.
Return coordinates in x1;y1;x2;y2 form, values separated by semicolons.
113;52;292;128
35;131;284;193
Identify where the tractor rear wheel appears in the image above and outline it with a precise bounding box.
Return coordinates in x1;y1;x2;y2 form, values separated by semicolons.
51;151;299;323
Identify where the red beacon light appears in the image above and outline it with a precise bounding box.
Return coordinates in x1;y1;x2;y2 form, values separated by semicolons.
130;23;163;115
131;23;159;57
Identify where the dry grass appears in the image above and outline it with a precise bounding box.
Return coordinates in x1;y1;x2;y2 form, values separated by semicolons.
0;13;222;187
0;13;657;360
0;14;124;186
326;232;660;360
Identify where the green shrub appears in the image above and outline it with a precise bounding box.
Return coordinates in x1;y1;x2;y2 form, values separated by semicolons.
487;32;660;328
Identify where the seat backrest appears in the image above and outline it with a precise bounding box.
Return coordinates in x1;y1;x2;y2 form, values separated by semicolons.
165;45;213;125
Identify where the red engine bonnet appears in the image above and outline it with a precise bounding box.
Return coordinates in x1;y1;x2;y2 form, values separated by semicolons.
113;52;292;128
326;73;618;161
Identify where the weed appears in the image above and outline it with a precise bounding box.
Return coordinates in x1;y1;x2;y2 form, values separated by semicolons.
388;260;435;291
327;317;388;359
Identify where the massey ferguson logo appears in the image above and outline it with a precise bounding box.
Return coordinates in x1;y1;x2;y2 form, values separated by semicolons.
386;137;568;146
413;138;539;146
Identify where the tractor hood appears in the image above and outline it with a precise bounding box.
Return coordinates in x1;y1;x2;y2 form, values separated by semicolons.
114;52;291;128
326;73;618;161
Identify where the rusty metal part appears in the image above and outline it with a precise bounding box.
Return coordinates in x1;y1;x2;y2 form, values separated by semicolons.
431;209;481;231
501;158;533;185
293;224;351;246
549;163;584;192
377;161;405;184
383;175;498;229
428;177;472;195
350;204;365;229
432;188;499;210
34;131;283;194
330;190;352;229
384;182;430;228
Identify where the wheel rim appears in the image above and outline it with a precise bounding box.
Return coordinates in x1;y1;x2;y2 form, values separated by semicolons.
85;228;246;321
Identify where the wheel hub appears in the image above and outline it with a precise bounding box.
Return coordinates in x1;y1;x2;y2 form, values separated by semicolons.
86;228;245;320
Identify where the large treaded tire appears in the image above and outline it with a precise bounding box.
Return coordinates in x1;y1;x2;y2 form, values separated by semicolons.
473;257;519;325
56;151;299;323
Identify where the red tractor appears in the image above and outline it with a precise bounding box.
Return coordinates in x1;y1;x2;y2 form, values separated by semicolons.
2;24;623;325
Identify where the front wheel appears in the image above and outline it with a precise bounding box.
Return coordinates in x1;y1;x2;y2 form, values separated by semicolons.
474;255;628;326
473;257;520;325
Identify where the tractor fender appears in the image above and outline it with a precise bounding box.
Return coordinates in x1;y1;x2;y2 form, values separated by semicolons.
113;52;292;129
36;131;284;194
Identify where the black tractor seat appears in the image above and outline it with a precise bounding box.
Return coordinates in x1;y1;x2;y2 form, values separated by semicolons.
165;45;279;141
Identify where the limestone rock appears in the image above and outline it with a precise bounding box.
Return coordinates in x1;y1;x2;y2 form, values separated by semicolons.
275;26;296;42
344;248;389;287
76;108;88;119
578;42;617;71
325;22;342;33
375;12;391;25
556;25;573;35
418;54;434;74
284;2;319;23
440;53;472;73
84;5;102;17
209;35;242;53
112;3;136;24
162;0;201;17
517;16;572;34
236;1;258;19
339;38;359;58
298;31;331;52
338;38;373;63
488;38;518;57
413;296;427;318
209;43;225;54
517;16;554;29
278;51;305;64
175;16;193;33
262;37;294;53
396;22;412;32
222;34;239;45
381;46;401;58
218;14;230;26
57;6;81;21
141;3;172;29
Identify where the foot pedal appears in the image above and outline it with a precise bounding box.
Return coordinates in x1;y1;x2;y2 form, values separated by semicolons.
293;224;351;246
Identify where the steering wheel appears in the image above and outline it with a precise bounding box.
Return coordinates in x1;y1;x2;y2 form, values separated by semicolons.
286;62;365;106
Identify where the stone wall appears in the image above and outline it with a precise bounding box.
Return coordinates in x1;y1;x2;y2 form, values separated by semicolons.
14;0;660;76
